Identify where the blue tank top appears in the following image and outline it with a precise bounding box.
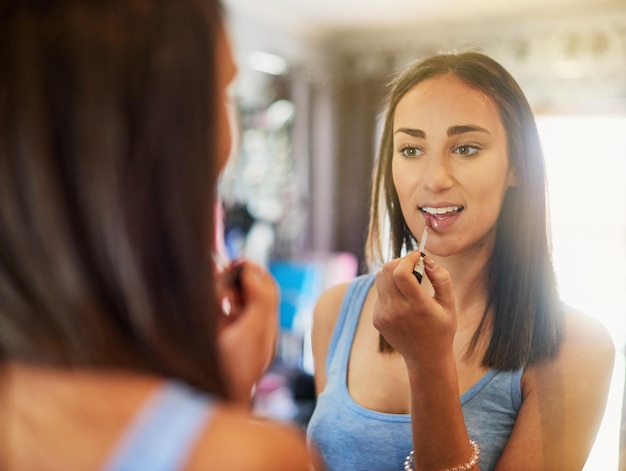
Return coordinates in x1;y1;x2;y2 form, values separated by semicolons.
306;274;523;471
102;380;215;471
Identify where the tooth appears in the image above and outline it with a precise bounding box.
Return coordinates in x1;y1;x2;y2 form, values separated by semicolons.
422;206;461;215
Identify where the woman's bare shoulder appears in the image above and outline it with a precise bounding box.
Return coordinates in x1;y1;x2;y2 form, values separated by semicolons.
188;404;319;471
501;308;615;469
525;307;615;384
308;281;353;393
561;307;615;360
313;281;352;332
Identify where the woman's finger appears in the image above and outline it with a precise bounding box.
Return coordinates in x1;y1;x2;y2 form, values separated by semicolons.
423;257;455;312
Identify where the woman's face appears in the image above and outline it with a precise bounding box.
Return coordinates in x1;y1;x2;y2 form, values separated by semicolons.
215;25;238;174
391;74;516;258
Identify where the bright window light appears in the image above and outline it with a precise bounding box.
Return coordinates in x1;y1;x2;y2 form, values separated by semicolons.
537;114;626;471
537;115;626;350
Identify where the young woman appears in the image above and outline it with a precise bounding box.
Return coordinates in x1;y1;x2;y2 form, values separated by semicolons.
307;52;615;471
0;1;316;469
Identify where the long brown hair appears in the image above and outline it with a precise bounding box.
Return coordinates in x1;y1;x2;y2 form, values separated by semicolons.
367;52;563;370
0;0;229;395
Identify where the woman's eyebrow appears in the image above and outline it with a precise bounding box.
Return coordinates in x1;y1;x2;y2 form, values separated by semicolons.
394;128;425;138
447;124;490;136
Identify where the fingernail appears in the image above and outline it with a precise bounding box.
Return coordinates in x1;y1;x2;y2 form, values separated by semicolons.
424;257;436;269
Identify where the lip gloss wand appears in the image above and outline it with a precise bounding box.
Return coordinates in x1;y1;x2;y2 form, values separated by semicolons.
412;223;430;283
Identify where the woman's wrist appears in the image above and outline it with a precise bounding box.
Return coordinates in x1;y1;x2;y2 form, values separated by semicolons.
404;440;480;471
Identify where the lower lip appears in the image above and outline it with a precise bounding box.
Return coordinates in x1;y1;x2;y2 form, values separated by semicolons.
421;210;462;229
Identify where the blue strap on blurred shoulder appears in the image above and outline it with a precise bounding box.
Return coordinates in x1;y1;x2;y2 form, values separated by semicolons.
102;381;214;471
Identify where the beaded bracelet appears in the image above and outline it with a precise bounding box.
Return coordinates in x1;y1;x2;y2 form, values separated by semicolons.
403;440;480;471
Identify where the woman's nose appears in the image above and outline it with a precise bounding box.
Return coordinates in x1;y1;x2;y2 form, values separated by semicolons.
421;153;453;193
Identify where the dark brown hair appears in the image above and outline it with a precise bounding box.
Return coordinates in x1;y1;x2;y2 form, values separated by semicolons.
0;0;229;395
367;52;563;370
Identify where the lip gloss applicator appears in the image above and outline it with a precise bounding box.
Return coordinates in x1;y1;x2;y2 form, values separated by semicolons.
412;222;430;283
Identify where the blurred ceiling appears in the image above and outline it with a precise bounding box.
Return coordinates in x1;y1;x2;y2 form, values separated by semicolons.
222;0;626;110
222;0;624;40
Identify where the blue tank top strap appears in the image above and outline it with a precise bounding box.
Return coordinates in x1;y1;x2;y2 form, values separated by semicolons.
102;380;215;471
510;367;523;410
325;273;376;374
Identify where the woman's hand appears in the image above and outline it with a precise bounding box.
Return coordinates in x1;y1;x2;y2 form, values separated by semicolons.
216;260;279;404
372;252;457;367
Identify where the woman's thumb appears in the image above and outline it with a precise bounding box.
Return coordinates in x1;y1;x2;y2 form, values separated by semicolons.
424;257;454;311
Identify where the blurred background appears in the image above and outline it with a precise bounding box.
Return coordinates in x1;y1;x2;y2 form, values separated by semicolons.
217;1;626;468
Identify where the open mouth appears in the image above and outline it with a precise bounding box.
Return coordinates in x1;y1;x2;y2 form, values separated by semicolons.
420;205;464;220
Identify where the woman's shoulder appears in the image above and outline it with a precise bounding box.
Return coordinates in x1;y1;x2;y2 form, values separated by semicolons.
315;281;351;317
312;274;376;345
561;307;615;359
523;306;615;389
310;281;352;368
512;309;616;468
315;274;376;317
188;404;316;471
561;307;615;382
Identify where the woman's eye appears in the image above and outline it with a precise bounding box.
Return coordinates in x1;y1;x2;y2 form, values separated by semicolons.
400;147;422;158
454;145;480;156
